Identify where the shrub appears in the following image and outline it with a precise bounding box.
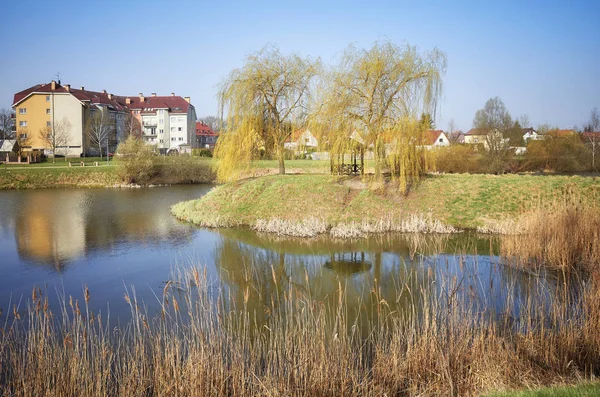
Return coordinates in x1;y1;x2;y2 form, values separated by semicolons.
525;134;590;172
192;148;213;158
115;136;156;184
434;145;482;173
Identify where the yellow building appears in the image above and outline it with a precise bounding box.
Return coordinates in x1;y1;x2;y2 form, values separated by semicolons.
13;80;196;157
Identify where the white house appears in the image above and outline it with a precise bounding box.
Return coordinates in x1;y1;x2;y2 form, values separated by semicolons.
423;130;450;149
522;127;542;142
285;128;318;150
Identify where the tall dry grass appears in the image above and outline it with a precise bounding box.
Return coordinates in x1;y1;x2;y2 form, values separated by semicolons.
1;253;599;396
486;205;600;274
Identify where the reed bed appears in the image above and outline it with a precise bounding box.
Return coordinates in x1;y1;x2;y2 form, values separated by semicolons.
253;217;328;237
484;204;600;274
1;251;599;396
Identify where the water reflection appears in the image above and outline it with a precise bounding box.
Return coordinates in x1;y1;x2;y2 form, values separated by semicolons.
7;188;208;270
211;230;562;338
0;186;566;330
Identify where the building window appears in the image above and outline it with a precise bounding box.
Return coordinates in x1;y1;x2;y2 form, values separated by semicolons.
46;108;51;114
171;137;176;141
159;139;163;143
170;116;176;123
19;121;27;127
46;96;50;102
178;117;184;122
159;129;163;134
19;108;27;114
178;127;182;131
178;137;183;141
20;133;27;139
159;118;163;125
170;127;175;132
47;121;51;127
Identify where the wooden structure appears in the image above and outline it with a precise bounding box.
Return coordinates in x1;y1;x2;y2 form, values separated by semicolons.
330;138;365;175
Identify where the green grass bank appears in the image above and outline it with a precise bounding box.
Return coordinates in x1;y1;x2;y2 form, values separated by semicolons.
172;173;600;236
0;157;215;189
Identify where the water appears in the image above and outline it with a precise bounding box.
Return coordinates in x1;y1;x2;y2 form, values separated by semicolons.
0;186;561;325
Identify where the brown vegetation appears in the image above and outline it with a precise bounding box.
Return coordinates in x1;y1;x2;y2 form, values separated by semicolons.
1;213;600;396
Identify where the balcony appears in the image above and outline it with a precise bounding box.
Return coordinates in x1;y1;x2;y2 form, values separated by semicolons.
142;121;157;127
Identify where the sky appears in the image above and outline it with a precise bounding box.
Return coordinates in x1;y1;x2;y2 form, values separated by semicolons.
1;0;599;132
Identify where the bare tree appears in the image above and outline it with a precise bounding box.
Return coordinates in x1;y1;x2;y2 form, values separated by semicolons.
0;108;14;139
39;118;71;162
447;118;456;134
86;111;114;159
584;107;600;132
518;113;531;128
15;128;31;158
198;115;223;132
473;97;513;133
124;113;142;138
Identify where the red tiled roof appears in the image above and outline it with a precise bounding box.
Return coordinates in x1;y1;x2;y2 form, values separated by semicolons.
125;96;191;113
13;82;192;114
465;128;489;136
196;121;217;136
424;130;444;145
582;132;600;139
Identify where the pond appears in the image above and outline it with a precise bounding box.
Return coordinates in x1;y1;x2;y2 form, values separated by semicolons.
0;186;563;328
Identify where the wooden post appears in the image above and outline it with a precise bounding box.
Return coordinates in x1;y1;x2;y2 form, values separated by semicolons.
69;162;72;167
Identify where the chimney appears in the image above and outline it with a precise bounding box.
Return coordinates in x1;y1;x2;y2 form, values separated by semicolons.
139;93;144;102
102;89;107;94
51;80;56;90
64;84;70;92
108;93;113;100
80;86;85;91
125;97;131;105
171;92;175;97
151;93;156;97
184;96;190;103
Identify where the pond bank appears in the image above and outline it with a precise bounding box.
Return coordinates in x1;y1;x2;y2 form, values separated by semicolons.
171;173;600;237
0;159;215;189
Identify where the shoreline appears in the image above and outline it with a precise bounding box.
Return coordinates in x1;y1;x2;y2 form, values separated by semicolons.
171;173;600;238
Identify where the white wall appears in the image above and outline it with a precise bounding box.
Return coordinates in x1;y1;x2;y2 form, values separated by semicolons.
53;94;84;157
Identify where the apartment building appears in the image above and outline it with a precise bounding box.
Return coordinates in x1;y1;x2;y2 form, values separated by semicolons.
125;93;196;152
12;81;195;156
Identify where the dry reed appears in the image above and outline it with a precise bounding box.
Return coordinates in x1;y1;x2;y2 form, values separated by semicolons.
1;250;599;396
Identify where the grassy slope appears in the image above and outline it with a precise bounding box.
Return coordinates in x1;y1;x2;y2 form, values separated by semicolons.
0;166;118;189
173;173;600;229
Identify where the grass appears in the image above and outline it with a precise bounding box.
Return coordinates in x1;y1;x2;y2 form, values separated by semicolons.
172;173;600;236
486;383;600;396
0;166;118;189
0;156;214;189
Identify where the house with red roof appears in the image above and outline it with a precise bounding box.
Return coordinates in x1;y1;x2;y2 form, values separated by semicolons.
284;128;318;150
12;80;196;156
464;128;509;150
422;130;450;149
195;121;219;150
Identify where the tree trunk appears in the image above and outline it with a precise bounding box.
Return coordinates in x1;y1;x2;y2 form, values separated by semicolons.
277;142;285;175
98;143;103;160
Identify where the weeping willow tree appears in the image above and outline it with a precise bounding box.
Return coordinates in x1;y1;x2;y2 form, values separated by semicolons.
312;41;446;192
214;45;321;182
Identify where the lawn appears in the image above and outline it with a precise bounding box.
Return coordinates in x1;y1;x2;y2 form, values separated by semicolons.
172;173;600;231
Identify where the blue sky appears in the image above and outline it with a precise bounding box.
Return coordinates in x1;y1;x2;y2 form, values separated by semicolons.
1;0;599;131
